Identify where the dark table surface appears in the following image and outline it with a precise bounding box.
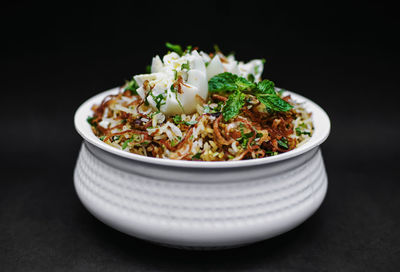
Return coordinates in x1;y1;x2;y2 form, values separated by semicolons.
2;2;399;271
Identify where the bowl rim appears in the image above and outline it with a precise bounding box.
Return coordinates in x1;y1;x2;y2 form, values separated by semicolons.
74;87;330;168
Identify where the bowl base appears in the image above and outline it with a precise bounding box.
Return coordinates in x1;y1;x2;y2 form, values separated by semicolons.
74;142;328;249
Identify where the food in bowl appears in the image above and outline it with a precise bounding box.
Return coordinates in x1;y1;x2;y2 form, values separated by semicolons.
87;43;313;161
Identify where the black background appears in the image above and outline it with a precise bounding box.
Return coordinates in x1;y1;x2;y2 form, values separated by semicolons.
2;1;400;271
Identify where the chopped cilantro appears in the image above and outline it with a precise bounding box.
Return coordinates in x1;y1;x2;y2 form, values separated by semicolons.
192;152;202;160
237;129;254;148
277;137;289;149
173;115;182;124
166;42;183;56
185;45;193;54
265;150;278;156
124;79;139;95
153;94;166;110
170;85;185;112
296;127;312;136
170;136;182;147
173;115;197;126
145;65;151;73
87;116;95;126
122;138;134;150
299;122;307;129
181;61;190;71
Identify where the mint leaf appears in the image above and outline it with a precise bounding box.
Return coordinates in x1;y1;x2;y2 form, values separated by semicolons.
236;76;257;91
256;79;275;95
254;79;292;112
208;72;239;93
256;93;293;112
222;90;245;121
208;72;256;93
125;79;139;95
166;42;183;56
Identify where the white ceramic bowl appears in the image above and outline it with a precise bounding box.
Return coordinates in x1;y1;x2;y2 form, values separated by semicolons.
74;87;330;249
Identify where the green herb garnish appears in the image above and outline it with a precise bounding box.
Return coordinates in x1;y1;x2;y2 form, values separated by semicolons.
145;65;152;73
247;74;255;82
124;79;139;95
170;136;182;147
173;115;182;124
265;150;278;156
277;137;289;149
208;73;292;121
185;45;193;54
166;42;184;56
208;72;256;93
87;116;96;126
296;127;312;136
173;115;197;126
254;80;292;112
222;90;245;121
122;138;134;150
237;131;254;148
192;152;202;160
152;93;166;110
181;61;190;71
255;132;263;139
170;85;185;112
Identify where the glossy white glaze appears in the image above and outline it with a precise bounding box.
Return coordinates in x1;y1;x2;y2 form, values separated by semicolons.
73;87;330;249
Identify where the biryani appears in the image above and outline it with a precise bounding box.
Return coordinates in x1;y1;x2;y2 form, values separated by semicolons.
87;43;313;161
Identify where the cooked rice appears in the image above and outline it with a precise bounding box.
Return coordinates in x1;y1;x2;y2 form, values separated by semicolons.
87;87;313;161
